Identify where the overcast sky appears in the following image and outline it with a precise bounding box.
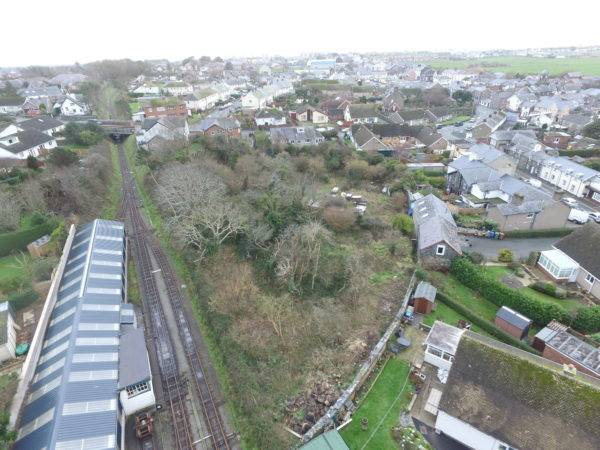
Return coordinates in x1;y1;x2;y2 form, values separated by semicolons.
4;0;600;67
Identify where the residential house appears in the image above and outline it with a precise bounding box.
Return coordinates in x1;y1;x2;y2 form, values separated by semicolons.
543;131;572;149
137;117;189;150
143;102;187;118
434;332;600;450
130;84;161;95
56;94;89;116
344;104;381;124
538;223;600;300
382;87;405;112
446;155;501;195
18;85;62;100
351;125;387;152
21;97;53;116
270;126;324;146
295;105;329;124
255;109;287;127
490;129;538;152
0;97;23;115
476;176;570;231
163;82;194;96
0;128;57;159
538;156;599;197
17;116;65;136
560;113;594;134
412;194;462;269
471;111;507;142
423;321;464;370
532;320;600;379
459;143;516;174
189;118;241;137
351;123;446;153
0;302;16;363
494;306;532;340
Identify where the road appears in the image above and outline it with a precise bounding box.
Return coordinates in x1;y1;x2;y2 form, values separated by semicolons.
460;236;559;259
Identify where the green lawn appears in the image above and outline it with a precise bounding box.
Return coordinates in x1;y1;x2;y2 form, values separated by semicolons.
440;115;471;126
484;266;582;313
425;56;600;76
340;358;413;450
422;302;487;335
0;255;27;284
439;274;498;321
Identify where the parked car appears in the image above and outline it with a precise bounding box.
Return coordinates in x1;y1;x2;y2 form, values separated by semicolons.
568;208;589;224
589;212;600;223
562;197;579;207
526;178;542;188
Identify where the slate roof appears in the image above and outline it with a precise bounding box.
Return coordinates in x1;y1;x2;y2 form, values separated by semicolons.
118;327;151;389
412;194;462;254
191;117;240;132
496;306;531;330
141;116;187;132
18;116;64;133
255;109;285;119
413;281;436;303
0;129;54;155
449;156;501;186
438;333;600;450
270;126;324;145
554;222;600;278
13;219;145;450
541;156;599;182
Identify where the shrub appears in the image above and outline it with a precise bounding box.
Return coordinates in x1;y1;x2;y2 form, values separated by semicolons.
573;306;600;333
29;257;58;282
450;257;572;328
531;281;556;296
7;289;39;310
391;214;414;236
464;251;485;265
323;207;355;232
526;251;540;267
498;248;514;263
346;160;369;184
47;147;79;167
0;222;56;257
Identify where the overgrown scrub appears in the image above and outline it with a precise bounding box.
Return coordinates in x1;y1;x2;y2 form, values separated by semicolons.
451;257;600;332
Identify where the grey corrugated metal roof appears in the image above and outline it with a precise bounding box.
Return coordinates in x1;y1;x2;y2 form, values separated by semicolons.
14;219;129;450
413;281;437;303
496;306;531;330
119;327;151;389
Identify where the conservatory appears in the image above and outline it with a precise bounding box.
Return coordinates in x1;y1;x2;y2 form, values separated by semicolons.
538;249;579;282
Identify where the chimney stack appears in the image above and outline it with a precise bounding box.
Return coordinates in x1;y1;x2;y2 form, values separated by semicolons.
512;193;524;206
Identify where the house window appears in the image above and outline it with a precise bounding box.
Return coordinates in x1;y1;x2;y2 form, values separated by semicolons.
126;381;150;398
585;273;596;285
436;245;446;256
427;346;443;358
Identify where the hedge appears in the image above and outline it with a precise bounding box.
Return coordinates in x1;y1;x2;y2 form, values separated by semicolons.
531;281;566;299
451;257;571;326
7;289;39;310
0;222;56;257
503;228;573;239
436;291;539;354
558;149;600;158
451;257;600;333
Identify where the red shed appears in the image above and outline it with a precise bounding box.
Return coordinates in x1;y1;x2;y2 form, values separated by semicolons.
494;306;532;340
412;281;437;315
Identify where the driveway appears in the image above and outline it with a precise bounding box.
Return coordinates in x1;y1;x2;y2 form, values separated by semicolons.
460;237;559;259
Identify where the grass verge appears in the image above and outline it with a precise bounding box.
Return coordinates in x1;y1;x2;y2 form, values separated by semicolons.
101;142;122;220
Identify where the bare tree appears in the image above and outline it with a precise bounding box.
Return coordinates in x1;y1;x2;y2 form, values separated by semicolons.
155;164;246;259
0;190;20;232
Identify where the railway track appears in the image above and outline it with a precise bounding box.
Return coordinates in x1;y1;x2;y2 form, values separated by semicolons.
117;143;231;450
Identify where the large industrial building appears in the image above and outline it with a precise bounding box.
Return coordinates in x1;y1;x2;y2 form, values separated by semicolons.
13;219;155;450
